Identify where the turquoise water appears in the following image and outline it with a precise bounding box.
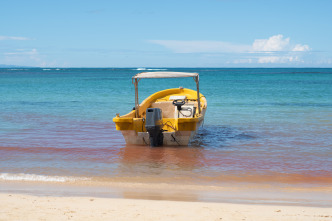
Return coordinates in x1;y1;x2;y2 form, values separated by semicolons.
0;68;331;185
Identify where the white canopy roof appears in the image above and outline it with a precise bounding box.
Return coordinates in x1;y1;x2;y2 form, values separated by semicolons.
132;71;198;79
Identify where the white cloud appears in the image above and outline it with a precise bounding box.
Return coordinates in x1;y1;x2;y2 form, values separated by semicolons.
252;34;290;52
149;40;251;53
3;49;52;67
0;36;30;41
257;55;302;64
251;35;310;64
231;58;254;64
149;35;312;65
292;44;310;51
150;35;310;55
252;34;310;52
5;49;38;56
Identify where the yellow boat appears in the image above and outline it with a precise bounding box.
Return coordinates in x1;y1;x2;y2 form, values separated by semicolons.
113;71;207;146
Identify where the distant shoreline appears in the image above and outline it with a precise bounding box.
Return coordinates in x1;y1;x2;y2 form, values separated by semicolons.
1;66;332;69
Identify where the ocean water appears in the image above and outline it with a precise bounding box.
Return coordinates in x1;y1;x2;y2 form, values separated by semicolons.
0;68;331;186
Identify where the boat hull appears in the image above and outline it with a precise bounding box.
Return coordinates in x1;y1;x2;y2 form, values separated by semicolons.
120;112;205;146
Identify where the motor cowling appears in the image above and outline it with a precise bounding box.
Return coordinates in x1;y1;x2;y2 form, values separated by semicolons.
145;108;163;147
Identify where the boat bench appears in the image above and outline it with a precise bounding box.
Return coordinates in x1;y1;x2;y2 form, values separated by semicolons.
150;101;174;118
150;101;197;118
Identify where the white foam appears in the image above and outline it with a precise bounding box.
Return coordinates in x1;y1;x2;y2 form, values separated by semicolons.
135;68;168;71
42;69;51;71
146;68;167;71
0;173;89;183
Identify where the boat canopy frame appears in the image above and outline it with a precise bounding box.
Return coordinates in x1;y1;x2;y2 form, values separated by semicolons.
132;72;201;118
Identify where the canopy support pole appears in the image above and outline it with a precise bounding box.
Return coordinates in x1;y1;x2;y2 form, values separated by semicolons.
194;76;201;114
134;78;139;118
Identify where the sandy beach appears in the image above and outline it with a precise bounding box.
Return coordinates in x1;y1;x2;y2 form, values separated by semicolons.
1;179;332;220
1;193;332;221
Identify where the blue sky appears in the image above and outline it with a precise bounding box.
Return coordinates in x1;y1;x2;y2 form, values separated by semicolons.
1;0;331;67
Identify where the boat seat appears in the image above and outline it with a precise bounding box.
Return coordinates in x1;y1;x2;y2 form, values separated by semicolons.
150;101;175;118
150;101;198;118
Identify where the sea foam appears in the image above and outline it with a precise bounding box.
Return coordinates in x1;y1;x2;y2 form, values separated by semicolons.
135;68;168;71
0;173;89;183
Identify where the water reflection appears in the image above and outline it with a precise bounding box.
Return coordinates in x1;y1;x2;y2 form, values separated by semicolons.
115;125;258;180
118;145;205;177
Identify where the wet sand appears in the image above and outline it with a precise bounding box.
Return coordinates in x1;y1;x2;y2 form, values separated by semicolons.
1;179;332;206
1;178;332;221
1;193;332;221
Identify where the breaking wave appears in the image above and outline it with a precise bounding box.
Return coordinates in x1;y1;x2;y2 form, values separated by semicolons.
135;68;168;71
0;173;89;182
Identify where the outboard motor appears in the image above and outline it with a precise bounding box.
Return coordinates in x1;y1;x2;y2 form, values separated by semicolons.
145;108;163;147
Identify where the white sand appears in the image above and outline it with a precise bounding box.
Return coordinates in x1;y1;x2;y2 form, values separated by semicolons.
1;193;331;221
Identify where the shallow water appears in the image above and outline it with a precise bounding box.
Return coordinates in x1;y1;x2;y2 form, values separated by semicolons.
0;68;331;186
